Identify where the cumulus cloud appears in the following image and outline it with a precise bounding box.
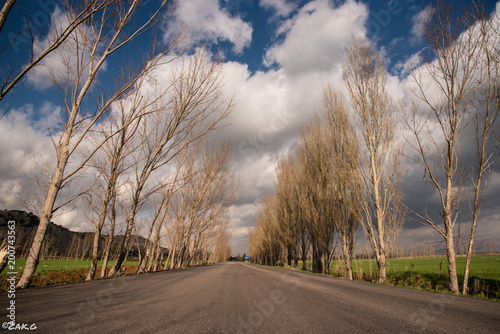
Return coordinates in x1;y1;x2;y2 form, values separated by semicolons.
164;0;253;54
0;105;56;209
260;0;298;17
216;1;374;252
0;102;98;233
264;0;368;76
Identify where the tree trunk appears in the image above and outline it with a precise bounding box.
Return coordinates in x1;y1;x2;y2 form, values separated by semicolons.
301;236;307;271
107;201;137;276
176;244;187;269
463;163;484;294
463;212;478;294
136;246;150;274
312;244;322;273
170;245;181;269
88;169;119;280
166;243;176;270
377;252;386;283
86;221;104;281
445;222;460;294
87;235;100;280
371;153;388;284
17;175;63;288
0;247;8;274
342;234;353;280
444;144;460;294
101;186;118;278
322;254;330;275
286;244;293;267
154;251;163;272
148;243;159;272
108;235;128;276
100;229;113;278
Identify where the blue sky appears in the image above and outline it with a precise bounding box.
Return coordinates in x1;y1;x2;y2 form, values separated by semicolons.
212;0;437;74
1;0;499;256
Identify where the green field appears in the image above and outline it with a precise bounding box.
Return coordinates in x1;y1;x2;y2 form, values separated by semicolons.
350;256;500;280
299;255;500;299
1;259;140;275
2;256;499;298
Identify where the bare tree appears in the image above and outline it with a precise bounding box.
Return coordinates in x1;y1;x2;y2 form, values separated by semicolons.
0;0;113;102
100;182;121;278
322;85;361;280
462;2;500;294
210;222;232;263
85;71;151;280
166;142;239;269
17;1;183;288
135;162;183;274
405;0;498;294
343;37;404;283
251;89;362;276
297;117;337;274
248;195;282;266
134;192;169;274
275;155;303;267
108;49;233;276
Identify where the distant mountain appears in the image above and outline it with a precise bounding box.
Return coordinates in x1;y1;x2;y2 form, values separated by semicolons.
0;210;168;260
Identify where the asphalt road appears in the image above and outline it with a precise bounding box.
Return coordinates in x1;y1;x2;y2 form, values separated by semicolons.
2;262;500;333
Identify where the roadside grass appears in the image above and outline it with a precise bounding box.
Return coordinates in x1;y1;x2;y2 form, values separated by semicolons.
0;259;141;290
1;259;140;274
296;255;500;300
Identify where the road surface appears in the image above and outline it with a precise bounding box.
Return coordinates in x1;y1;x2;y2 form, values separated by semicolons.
2;262;500;333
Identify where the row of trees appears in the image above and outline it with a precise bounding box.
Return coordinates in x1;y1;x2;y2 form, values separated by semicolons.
0;1;237;288
249;37;404;282
405;0;499;295
249;0;499;295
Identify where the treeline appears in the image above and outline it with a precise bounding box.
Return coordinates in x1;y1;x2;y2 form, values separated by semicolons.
248;37;404;282
0;1;238;288
249;0;500;296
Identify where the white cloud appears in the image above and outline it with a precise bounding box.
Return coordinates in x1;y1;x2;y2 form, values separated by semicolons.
216;0;375;252
164;0;252;54
393;51;422;77
260;0;298;17
264;0;368;76
409;5;433;46
52;207;93;232
0;105;55;209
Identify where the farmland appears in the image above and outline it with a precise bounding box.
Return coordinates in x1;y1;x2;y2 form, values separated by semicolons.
300;255;500;299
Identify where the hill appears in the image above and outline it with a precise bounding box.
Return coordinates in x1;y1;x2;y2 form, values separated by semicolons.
0;210;167;260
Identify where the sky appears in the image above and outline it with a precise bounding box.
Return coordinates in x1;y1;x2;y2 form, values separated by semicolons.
1;0;499;256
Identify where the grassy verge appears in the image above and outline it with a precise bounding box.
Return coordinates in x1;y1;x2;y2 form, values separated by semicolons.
1;259;140;274
295;255;500;300
0;259;141;290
